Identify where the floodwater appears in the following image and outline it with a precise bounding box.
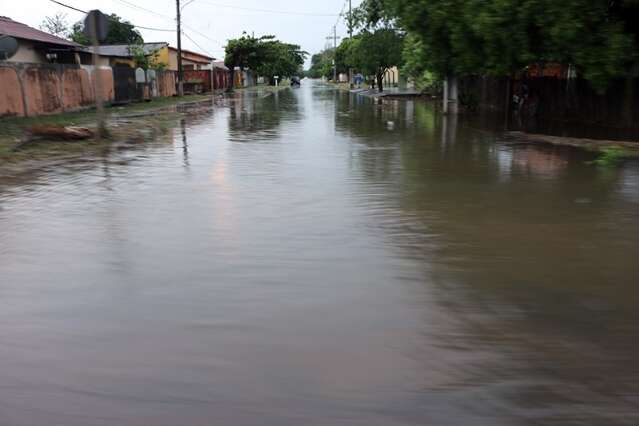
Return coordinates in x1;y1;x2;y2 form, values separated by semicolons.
1;81;639;426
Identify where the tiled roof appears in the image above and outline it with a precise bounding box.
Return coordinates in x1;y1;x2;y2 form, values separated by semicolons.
0;16;80;48
83;42;169;58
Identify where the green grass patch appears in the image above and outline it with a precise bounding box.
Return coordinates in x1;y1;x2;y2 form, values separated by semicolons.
592;146;627;167
0;94;211;161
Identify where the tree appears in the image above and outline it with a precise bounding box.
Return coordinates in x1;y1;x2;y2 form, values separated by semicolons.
129;45;165;70
70;14;143;46
306;49;335;79
363;0;639;90
40;13;70;39
401;33;436;91
224;33;263;90
225;33;307;88
335;37;357;76
255;40;307;84
346;28;404;91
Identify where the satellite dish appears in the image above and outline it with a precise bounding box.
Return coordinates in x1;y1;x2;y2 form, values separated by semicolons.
83;10;109;43
0;35;19;60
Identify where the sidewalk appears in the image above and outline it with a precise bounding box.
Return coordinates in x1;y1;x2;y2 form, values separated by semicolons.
350;87;422;98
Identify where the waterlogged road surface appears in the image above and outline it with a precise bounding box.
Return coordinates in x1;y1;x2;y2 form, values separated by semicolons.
1;81;639;426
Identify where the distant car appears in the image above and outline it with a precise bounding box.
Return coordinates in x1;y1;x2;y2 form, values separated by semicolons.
291;76;301;87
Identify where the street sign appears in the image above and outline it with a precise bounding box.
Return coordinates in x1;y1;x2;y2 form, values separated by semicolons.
0;35;19;60
83;10;109;42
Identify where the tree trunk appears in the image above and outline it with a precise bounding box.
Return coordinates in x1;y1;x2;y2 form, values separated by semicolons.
377;72;384;92
227;68;235;92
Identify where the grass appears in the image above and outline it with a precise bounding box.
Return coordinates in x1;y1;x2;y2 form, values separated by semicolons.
0;94;212;161
592;146;627;167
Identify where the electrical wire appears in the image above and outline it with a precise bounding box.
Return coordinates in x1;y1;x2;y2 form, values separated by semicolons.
108;0;224;47
186;0;339;17
182;31;214;57
48;0;175;32
111;0;174;20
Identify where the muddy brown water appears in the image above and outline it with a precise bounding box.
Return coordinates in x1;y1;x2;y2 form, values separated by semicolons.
1;81;639;426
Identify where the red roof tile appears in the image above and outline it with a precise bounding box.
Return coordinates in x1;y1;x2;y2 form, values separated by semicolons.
0;16;80;48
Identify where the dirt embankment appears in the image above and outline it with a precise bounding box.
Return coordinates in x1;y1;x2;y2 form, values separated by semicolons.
506;131;639;157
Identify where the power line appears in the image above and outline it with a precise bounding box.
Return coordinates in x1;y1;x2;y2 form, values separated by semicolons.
108;0;223;47
182;31;214;57
49;0;83;14
111;0;174;20
181;23;222;46
187;0;340;17
48;0;174;32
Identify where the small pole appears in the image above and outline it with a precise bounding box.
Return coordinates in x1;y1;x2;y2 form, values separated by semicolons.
333;26;337;83
326;30;341;83
176;0;184;96
348;0;353;89
90;14;107;138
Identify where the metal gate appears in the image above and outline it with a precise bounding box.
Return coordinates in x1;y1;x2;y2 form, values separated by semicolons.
112;65;136;104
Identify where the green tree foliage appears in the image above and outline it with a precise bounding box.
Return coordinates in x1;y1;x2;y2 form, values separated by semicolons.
255;40;307;84
402;33;436;91
225;33;307;87
70;14;143;46
224;33;262;89
335;37;357;75
128;45;165;70
340;28;404;91
307;50;335;79
362;0;639;90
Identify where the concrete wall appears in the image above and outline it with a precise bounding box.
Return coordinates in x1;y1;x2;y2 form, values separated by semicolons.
0;63;114;118
167;49;179;72
6;40;47;64
0;67;25;117
157;46;172;70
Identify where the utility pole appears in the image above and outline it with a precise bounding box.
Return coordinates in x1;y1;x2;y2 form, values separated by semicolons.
176;0;184;96
326;26;340;82
333;26;337;83
348;0;353;88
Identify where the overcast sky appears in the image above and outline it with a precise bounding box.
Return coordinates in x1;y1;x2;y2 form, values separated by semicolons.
4;0;360;66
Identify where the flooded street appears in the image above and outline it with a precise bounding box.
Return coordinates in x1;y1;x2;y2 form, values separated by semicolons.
1;81;639;425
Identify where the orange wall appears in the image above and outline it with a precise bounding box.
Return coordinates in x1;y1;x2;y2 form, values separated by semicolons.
0;67;25;117
0;64;115;118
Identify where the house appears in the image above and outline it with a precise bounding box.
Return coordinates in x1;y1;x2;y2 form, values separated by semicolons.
383;66;399;87
82;43;213;72
82;43;169;68
0;16;82;64
158;47;214;71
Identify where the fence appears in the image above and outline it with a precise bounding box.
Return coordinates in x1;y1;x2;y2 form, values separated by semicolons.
0;63;113;118
460;75;639;138
0;63;178;118
213;67;230;90
183;69;211;93
113;65;136;104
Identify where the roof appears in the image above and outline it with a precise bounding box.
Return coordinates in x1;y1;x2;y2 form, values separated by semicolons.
84;42;168;58
168;46;214;62
213;61;228;70
0;16;80;48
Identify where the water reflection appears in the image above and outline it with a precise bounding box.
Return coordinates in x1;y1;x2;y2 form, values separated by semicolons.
336;91;639;424
0;82;638;426
227;89;300;142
